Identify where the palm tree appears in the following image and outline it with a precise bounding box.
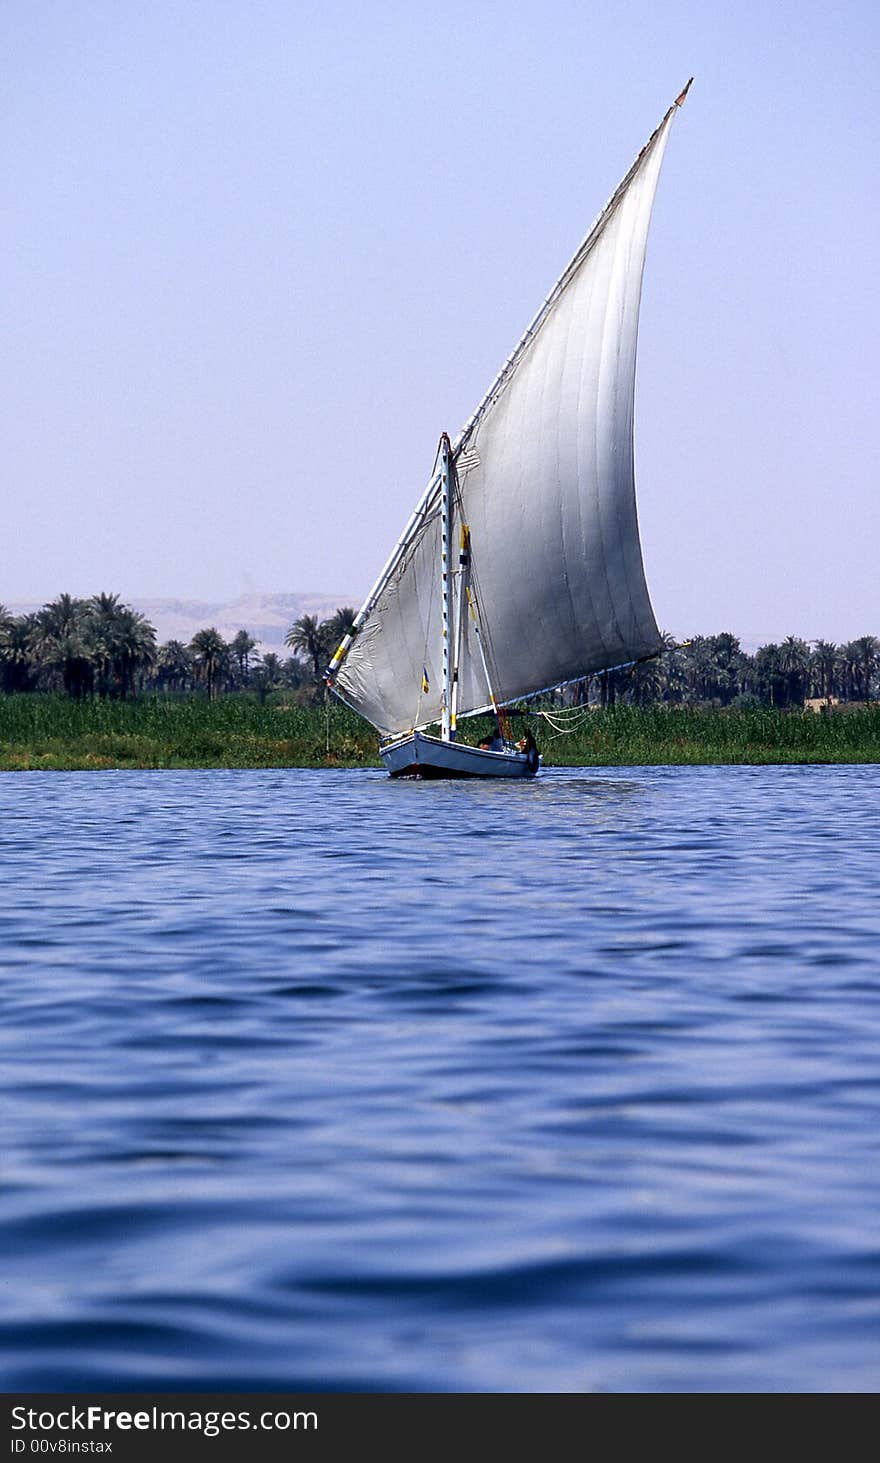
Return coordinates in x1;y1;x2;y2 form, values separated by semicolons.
0;606;13;677
736;650;758;702
113;608;156;698
839;641;859;701
155;640;192;693
655;633;687;704
229;630;257;687
754;643;783;707
86;592;126;696
628;657;666;705
81;594;156;698
285;614;324;678
251;651;284;703
849;635;879;701
39;593;83;638
680;637;719;704
0;610;36;692
281;654;308;690
189;628;228;701
32;595;93;698
779;636;810;707
810;640;839;701
707;632;743;705
324;606;357;653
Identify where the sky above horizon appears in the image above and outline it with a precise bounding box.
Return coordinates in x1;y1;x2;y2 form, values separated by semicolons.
3;0;878;644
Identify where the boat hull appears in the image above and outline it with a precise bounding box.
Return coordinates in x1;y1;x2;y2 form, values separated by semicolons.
380;731;539;779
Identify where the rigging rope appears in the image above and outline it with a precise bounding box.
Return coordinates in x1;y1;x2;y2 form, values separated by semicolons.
530;706;596;738
414;550;438;730
466;557;513;741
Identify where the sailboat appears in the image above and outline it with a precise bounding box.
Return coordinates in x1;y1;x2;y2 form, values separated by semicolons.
325;82;691;778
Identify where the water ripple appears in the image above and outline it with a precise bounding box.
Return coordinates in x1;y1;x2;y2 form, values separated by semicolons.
1;765;879;1391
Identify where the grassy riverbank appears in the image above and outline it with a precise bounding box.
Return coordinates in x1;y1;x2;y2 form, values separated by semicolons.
0;696;379;770
1;696;880;769
547;704;880;765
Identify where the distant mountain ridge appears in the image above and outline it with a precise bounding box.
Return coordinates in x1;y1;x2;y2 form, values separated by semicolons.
6;592;360;658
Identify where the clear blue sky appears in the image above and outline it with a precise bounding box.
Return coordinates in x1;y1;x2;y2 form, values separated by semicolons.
3;0;877;642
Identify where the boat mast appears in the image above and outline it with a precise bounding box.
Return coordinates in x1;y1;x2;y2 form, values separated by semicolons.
439;432;453;742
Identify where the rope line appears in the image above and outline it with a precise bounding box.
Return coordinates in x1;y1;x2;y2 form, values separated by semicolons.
531;706;596;738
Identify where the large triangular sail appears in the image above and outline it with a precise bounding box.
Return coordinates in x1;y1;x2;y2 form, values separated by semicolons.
329;87;689;738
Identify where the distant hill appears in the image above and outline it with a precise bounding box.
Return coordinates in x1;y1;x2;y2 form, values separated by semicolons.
6;592;360;659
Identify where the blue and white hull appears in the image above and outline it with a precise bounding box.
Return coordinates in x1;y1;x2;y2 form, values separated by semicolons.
380;731;539;779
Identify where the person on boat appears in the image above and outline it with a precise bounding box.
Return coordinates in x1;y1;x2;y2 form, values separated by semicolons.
516;728;537;756
514;726;539;772
479;719;505;751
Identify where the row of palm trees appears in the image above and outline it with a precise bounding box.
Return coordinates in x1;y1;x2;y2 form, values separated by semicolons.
285;620;878;707
1;600;877;707
0;594;157;700
0;597;360;702
604;633;880;708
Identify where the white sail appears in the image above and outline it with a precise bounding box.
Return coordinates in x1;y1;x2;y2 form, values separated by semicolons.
331;93;685;738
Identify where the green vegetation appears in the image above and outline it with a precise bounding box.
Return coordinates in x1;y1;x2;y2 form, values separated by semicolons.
0;596;359;703
525;704;880;766
622;632;880;709
2;597;879;767
3;601;879;711
1;698;879;770
0;697;378;770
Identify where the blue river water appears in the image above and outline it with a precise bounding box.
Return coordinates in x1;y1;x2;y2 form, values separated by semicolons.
1;765;879;1393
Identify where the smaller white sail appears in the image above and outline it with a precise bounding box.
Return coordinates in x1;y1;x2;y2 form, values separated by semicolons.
331;88;689;737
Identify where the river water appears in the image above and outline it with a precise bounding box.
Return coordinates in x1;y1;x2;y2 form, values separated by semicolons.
1;766;878;1392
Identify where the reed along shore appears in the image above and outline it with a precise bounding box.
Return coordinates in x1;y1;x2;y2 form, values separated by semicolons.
1;696;880;770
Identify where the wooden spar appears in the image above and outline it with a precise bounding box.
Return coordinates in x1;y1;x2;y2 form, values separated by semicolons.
439;433;452;741
450;521;470;738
